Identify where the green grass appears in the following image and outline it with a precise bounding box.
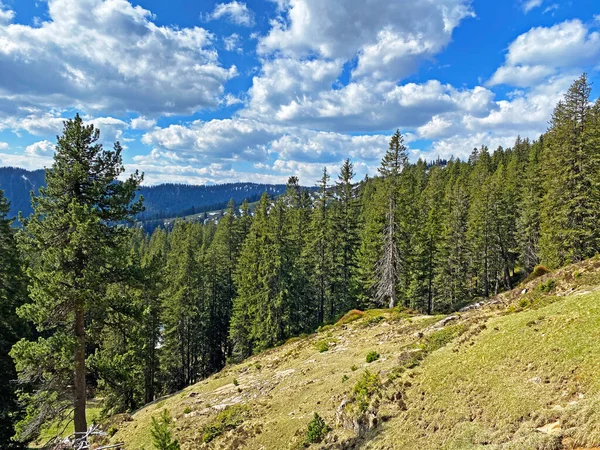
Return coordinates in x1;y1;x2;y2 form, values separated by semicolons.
369;291;600;449
32;400;103;447
108;264;600;449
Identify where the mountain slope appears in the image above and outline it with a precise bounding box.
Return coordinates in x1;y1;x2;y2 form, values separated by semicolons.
109;259;600;450
0;167;287;223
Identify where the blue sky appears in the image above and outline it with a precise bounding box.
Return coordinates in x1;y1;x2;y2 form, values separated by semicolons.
0;0;598;185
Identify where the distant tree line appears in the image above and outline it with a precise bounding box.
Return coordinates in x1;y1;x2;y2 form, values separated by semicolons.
0;74;599;447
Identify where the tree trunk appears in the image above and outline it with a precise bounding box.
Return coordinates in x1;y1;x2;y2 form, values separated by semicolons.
74;304;87;435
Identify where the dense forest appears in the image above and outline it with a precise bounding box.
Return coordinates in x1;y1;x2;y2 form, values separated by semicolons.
0;74;599;448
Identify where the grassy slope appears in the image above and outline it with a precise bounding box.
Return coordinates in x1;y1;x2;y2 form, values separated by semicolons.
111;259;600;450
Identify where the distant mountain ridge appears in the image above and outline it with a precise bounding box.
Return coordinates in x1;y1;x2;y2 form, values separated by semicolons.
0;166;287;223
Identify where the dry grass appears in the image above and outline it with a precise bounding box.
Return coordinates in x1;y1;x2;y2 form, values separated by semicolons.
111;257;600;449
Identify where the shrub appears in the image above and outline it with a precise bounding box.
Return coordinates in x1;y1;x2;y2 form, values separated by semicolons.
524;265;550;284
342;374;349;383
366;351;380;363
233;378;239;386
316;341;329;353
183;406;192;414
305;413;331;444
351;370;382;414
362;315;384;327
150;410;180;450
538;279;556;293
350;364;358;371
201;404;249;443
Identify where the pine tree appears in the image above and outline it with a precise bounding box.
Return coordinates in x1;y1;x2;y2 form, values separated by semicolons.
230;193;270;359
161;221;205;391
11;115;143;439
282;177;312;335
409;165;444;314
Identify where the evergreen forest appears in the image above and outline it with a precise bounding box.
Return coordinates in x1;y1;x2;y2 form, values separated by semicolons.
1;74;600;448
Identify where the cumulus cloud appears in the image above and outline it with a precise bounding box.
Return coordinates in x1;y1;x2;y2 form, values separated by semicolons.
0;141;8;150
240;0;477;133
25;140;55;157
0;0;236;116
130;116;157;130
141;118;281;163
244;77;495;133
259;0;472;63
138;118;393;184
489;20;600;87
0;1;14;24
208;1;255;26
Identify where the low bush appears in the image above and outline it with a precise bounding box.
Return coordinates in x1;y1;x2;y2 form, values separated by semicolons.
150;409;180;450
351;370;383;414
538;279;556;293
366;351;380;363
305;413;331;444
316;341;329;353
201;404;249;443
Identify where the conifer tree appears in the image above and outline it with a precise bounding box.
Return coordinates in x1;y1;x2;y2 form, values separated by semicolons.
518;138;544;273
375;130;407;308
331;159;360;314
540;74;600;266
11;115;143;439
0;190;27;449
435;160;470;310
305;168;334;322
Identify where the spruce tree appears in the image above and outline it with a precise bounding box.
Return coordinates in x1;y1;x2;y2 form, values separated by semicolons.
375;130;407;308
305;168;334;322
540;74;600;266
331;159;360;314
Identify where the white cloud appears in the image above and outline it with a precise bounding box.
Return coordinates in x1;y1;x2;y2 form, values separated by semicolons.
489;20;600;87
0;141;8;150
138;118;394;184
0;0;236;116
0;150;53;169
244;77;495;133
0;112;65;136
25;140;54;156
417;115;454;139
141;118;281;163
130;116;157;130
522;0;543;13
259;0;472;66
0;1;14;24
223;33;242;52
239;0;478;134
208;1;254;26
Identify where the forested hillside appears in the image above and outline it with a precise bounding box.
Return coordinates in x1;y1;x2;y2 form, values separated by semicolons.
1;74;600;449
0;167;286;225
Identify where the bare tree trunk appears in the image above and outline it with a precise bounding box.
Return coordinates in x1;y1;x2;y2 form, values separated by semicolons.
74;304;87;435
